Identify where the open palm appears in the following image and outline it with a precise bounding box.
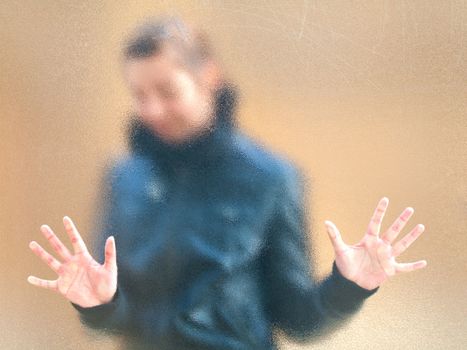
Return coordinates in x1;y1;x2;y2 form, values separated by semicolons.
325;197;427;290
28;216;117;308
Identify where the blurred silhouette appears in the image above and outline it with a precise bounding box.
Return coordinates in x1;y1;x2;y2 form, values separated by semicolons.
28;15;427;350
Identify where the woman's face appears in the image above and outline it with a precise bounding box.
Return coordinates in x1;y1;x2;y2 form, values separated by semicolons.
123;48;218;144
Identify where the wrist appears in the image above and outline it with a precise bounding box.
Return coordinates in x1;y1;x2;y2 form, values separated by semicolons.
73;290;116;308
333;260;381;291
332;261;380;293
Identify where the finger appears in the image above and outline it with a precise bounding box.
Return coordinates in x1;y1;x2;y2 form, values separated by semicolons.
324;220;347;255
367;197;389;237
395;260;427;273
40;224;72;262
392;224;425;257
29;241;62;274
27;275;58;292
381;207;414;244
103;236;117;272
63;216;88;255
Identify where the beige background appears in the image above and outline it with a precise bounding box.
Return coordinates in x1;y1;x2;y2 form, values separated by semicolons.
1;1;466;349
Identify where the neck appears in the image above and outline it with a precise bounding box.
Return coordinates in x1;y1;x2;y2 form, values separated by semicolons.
126;82;238;169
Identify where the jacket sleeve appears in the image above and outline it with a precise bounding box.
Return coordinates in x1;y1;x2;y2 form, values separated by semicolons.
70;160;134;335
261;163;379;340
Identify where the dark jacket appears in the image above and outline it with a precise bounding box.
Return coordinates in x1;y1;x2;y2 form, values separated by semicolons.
72;84;378;349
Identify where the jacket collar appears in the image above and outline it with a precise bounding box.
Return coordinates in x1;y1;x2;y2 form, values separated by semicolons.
126;82;238;171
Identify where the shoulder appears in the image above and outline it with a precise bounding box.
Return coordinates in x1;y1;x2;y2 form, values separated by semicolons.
101;153;154;192
229;131;303;187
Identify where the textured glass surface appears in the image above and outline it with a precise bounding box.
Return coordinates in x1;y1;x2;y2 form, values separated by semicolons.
1;1;466;349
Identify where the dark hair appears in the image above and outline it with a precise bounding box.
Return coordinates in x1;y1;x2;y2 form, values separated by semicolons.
122;15;216;72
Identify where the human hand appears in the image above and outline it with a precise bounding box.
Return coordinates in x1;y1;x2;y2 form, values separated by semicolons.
28;216;117;308
325;197;427;290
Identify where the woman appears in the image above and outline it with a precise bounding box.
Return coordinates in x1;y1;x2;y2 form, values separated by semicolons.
28;16;427;349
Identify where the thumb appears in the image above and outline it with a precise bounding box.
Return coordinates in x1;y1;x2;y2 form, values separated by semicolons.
103;236;117;272
324;220;347;254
